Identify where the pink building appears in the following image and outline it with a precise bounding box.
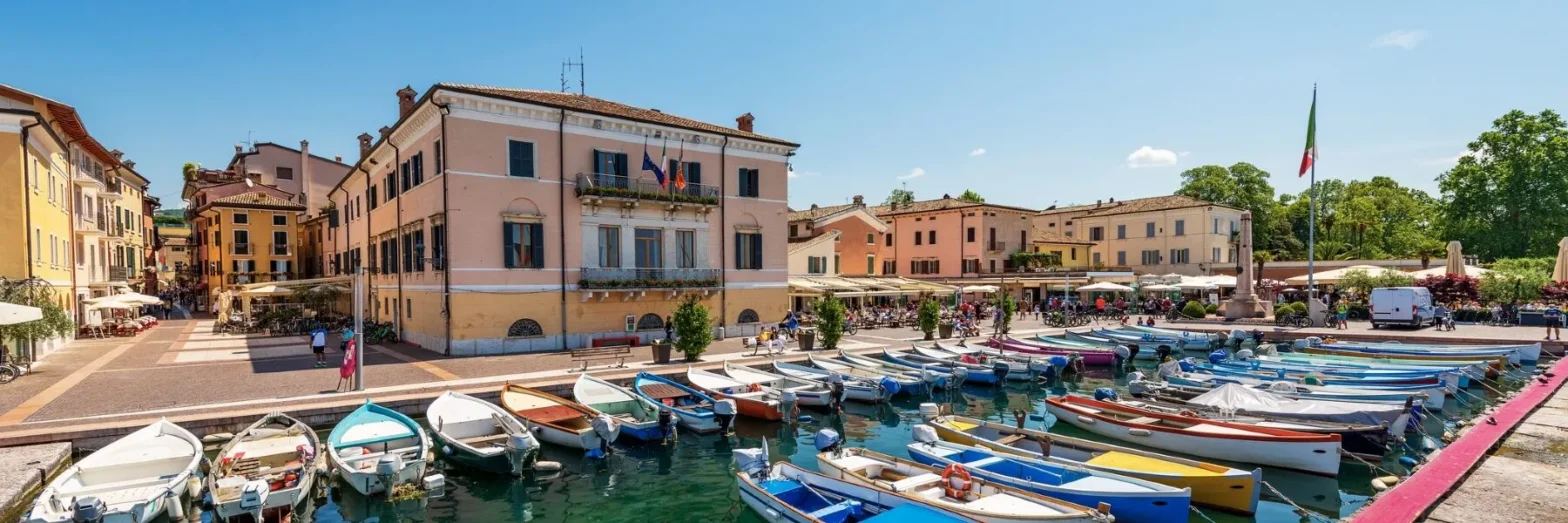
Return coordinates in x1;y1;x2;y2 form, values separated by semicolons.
873;195;1038;278
327;84;798;355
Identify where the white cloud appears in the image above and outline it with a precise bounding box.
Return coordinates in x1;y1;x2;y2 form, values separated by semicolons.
1373;30;1428;49
968;148;986;157
1125;146;1179;169
1178;151;1191;157
787;169;820;179
897;167;926;181
1422;149;1485;166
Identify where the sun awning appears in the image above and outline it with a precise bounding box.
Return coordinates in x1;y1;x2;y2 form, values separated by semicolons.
1284;265;1404;285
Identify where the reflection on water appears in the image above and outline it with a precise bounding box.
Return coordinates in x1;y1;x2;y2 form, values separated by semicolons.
200;359;1530;523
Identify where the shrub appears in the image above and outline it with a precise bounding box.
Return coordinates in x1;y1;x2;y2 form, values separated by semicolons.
918;300;940;339
1181;301;1207;319
672;295;712;360
1203;303;1219;315
1414;274;1480;304
996;295;1017;334
814;293;846;350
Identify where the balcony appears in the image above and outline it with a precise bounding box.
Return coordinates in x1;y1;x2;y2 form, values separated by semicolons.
579;267;721;290
574;172;719;207
72;166;105;187
74;213;107;236
269;243;293;257
987;241;1008;253
108;265;131;281
101;180;123;200
226;272;295;285
230;243;252;256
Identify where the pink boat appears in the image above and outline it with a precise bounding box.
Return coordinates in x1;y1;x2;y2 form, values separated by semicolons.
983;336;1117;365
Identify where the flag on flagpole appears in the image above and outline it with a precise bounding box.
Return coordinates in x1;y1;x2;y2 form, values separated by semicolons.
1298;88;1317;177
658;137;669;189
642;137;666;187
673;138;688;191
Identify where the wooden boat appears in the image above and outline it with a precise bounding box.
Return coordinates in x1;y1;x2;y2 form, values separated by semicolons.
881;348;995;385
907;433;1192;523
630;372;721;433
208;413;321;522
924;414;1260;516
1090;328;1186;345
737;460;982;523
26;419;201;523
721;361;836;406
1163;372;1444;408
327;401;430;495
1129;378;1414;432
501;383;619;450
687;367;785;421
1262;353;1489;383
1194;361;1447;388
835;351;954;389
817;447;1112;523
808;355;928;395
1212;358;1465;390
1127;325;1217;342
1111;397;1393;459
427;391;539;474
1061;330;1175;354
573;374;666;441
910;345;1034;381
769;360;894;401
1044;395;1344;476
1187;365;1451;402
933;341;1056;375
985;337;1117;365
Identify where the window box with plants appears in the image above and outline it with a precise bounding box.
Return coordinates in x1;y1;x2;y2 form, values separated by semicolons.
579;278;721;290
575;185;720;206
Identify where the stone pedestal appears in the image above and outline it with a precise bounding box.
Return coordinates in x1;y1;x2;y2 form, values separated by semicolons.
1225;211;1271;319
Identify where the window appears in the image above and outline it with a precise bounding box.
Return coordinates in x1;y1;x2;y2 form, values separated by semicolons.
270;260;291;273
883;259;896;275
1089;227;1104;241
668;160;702;185
634;229;663;268
927;230;936;245
388;237;399;272
407;299;412;319
807;256;825;275
411;151;424;187
508;140;535;178
789;224;799;237
1213;218;1220;234
738;168;760;197
593;150;630;182
233;212;249;225
1141;250;1161;265
272;231;288;256
1170;248;1190;264
1117;251;1127;266
369;186;378;210
1174;219;1185;236
598;226;621;268
1071;248;1077;260
504;222;545;269
1116;225;1126;239
866;255;876;275
1021;230;1027;251
677;230;696;268
273;214;287;226
914;231;922;246
394;165;407;197
735;232;763;270
967;227;976;243
885;233;893;247
833;254;840;274
276;167;294;180
234;230;250;254
1092;252;1101;265
413;230;425;271
866;233;875;245
1145;222;1155;237
434;139;443;175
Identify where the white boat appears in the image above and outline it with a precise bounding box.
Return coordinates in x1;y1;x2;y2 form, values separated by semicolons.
908;345;1033;381
573;374;668;442
933;342;1056;375
26;419;201;523
427;391;541;475
805;355;928;395
501;383;620;449
736;448;984;523
720;361;834;406
817;446;1112;523
327;401;431;495
837;351;955;389
757;361;889;403
207;413;321;523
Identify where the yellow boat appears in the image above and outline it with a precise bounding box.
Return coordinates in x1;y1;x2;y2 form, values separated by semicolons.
927;414;1262;516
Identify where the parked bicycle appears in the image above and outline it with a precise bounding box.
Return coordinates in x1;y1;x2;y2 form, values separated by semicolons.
0;350;33;384
1275;311;1313;328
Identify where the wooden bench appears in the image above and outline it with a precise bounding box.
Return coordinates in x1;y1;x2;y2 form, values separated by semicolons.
570;344;632;372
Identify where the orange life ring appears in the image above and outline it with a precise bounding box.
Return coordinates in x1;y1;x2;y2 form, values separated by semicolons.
748;383;763;393
1179;409;1199;418
942;463;973;500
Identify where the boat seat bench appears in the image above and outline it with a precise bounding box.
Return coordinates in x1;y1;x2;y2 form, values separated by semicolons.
571;344;632;372
514;405;585;425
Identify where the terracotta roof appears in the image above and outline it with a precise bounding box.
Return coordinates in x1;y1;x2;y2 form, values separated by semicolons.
872;198;1035;217
438;83;799;147
788;203;858;222
1035;202;1104;216
211;192;305;209
1077;194;1234;218
1;84;122;167
1031;229;1096;245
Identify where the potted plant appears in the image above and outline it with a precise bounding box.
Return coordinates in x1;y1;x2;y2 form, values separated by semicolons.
918;299;940;341
814;293;845;351
672;294;712;362
938;317;955;339
651;339;673;364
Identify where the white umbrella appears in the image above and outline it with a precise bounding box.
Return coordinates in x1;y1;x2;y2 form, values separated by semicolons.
241;285;293;296
1554;237;1568;283
1445;241;1465;276
960;285;999;294
114;293;163;305
1141;284;1178;292
1284;264;1403;285
88;301;135;311
1280;287;1301;292
1410;266;1490;278
1160;273;1183;283
1175;282;1217;290
0;302;43;325
1201;275;1238;287
1078;282;1134;292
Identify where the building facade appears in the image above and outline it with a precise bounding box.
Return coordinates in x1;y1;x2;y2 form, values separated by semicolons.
190;184;305;302
787;195;891;277
156;223;192;286
326;84;798;355
1035;195;1243;276
873;196;1038;279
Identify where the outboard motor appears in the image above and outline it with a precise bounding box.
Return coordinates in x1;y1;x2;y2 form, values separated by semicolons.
71;496;107;523
1207;349;1228;365
814;429;843;455
877;376;902;397
918;402;941;421
714;399;738;435
733;446;769;480
990;361;1010;383
912;424;939;445
1093;387;1119;401
1236;349;1256;361
952;366;969;387
590;413;618;456
1126;372;1152;396
376;453;404;490
1154;344;1174;362
506;431;546;475
1157;359;1183;378
778;390;799;423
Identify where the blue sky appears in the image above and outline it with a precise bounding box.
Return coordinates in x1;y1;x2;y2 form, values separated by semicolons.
8;2;1566;209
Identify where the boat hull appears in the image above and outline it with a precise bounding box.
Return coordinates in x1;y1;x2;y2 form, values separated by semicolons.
987;338;1117;365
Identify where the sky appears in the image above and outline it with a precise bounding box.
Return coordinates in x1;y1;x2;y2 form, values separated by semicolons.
7;1;1567;210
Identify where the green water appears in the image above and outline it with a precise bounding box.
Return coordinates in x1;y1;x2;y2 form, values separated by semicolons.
232;362;1530;523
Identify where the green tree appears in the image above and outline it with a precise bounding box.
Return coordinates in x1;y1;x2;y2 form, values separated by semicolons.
957;190;985;203
1253;250;1275;287
1440;109;1568;260
1176;162;1279;250
884;188;916;206
995;295;1016;334
0;278;75;355
671;295;713;361
1411;240;1447;270
153;215;186;227
182;162;199;183
917;299;940;340
1336;269;1415;294
813;293;847;350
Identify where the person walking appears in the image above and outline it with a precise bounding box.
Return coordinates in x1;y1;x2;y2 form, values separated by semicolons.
310;327;328;367
340;326;355;352
1335;301;1349;330
1544;302;1562;341
663;315;674;344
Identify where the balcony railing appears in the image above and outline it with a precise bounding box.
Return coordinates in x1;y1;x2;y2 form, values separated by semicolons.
987;241;1008;253
579;267;721;290
226;272;295;285
270;243;293;256
574;172;720;206
72;166;105;186
75;213;107;234
231;243;252;256
102;180;123;199
108;265;131;281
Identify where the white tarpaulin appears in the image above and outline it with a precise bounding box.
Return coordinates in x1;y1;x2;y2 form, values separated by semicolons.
1186;383;1406;429
0;302;43;325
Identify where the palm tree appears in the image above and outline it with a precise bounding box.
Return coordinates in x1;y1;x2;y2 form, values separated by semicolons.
1253;250;1275;287
1413;240;1445;270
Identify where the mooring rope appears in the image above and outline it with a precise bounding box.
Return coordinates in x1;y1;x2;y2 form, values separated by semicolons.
1340;448;1401;478
1260;479;1334;522
1189;504;1220;523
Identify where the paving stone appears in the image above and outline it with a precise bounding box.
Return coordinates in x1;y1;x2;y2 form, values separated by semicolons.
0;442;70;516
1427;455;1568;523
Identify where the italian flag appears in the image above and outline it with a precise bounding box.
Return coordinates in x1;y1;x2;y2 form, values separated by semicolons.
1299;89;1317;177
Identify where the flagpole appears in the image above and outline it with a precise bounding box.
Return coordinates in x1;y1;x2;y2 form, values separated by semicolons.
1306;84;1317;304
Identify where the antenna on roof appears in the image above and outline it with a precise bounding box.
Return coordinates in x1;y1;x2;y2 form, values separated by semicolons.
561;47;585;95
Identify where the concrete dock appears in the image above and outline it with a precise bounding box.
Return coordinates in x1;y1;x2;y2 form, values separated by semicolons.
0;442;70;523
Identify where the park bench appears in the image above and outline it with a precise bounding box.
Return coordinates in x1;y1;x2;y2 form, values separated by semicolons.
570;343;632;372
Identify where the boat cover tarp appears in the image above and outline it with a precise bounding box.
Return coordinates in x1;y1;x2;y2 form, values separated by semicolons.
1185;383;1404;427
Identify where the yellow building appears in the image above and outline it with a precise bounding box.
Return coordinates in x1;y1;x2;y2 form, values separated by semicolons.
190;185;305;305
1034;195;1243;276
156;223;192;285
1028;230;1097;269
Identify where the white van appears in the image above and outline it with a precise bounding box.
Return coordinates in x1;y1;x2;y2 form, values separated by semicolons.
1370;287;1435;328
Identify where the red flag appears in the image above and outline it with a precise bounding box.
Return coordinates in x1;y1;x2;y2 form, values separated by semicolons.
340;339;358;380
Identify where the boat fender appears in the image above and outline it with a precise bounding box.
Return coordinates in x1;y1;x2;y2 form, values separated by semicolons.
1128;428;1153;437
1398;456;1419;468
1208;350;1228;364
912;424;939;444
1371;478;1389;491
1076;415;1097;425
814;429;843;452
748;383;763;393
442;445;453;456
918;403;941;421
1093;387;1118;401
165;489;185;520
1179;410;1198;418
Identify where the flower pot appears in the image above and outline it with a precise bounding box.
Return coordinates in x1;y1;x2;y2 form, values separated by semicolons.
938;324;954;339
798;329;817;352
923;331;934;341
652;341;672;364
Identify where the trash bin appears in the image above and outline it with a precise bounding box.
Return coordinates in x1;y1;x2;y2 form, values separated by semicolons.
652;340;673;364
798;329;817;351
939;323;954;339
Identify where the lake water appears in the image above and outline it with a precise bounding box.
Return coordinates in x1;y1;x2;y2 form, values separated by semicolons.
203;360;1530;523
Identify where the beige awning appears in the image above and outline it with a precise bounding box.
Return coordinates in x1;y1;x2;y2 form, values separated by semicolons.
1284;264;1404;284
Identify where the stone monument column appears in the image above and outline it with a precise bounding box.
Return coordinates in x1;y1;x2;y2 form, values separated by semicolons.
1225;211;1270;319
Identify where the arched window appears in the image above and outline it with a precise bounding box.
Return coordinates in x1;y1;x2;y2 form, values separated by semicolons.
737;309;759;324
507;319;543;338
636;313;665;331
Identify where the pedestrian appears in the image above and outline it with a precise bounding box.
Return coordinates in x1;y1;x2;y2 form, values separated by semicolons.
664;315;674;344
1545;302;1562;341
1336;301;1349;330
340;326;354;352
162;299;172;319
310;327;328;367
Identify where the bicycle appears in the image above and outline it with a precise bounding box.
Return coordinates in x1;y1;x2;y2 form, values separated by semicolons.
0;351;32;384
1275;312;1313;328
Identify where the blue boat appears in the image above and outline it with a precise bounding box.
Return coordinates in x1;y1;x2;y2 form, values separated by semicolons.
1192;362;1450;391
1319;342;1537;364
774;360;908;397
1163;373;1441;408
906;431;1190;523
574;374;668;441
1212;358;1465;389
735;444;980;522
881;348;1000;386
810;355;931;396
835;352;953;390
631;372;720;433
327;400;430;495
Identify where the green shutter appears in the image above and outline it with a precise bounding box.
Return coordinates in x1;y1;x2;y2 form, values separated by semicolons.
615;153;629;177
529;224;545;268
503;223;517;268
734;233;743;269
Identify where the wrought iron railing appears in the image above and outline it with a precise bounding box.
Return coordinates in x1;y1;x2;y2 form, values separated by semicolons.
578;267;721;289
231;243;252;256
574;172;720;205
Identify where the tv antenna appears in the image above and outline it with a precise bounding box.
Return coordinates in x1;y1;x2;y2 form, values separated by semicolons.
561;48;585;94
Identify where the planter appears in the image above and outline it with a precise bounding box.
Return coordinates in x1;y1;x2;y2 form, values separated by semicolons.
651;341;672;364
922;331;934;341
798;329;817;352
938;324;954;339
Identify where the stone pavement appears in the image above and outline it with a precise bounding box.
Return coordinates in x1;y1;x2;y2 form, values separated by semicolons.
0;442;68;522
1423;384;1568;523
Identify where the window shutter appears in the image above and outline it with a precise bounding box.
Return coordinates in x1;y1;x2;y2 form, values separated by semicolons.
529;224;545;268
504;224;518;268
615;153;629;177
510;141;533;178
752;233;763;269
737;168;748;196
734;233;743;269
688;163;701;185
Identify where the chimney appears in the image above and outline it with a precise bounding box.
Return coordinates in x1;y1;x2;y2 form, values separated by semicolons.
735;112;755;133
300;139;312;209
334;156;343;163
810;204;819;210
235;144;244;154
943;193;951;200
397;85;417;119
110;149;124;160
1096;199;1102;207
123;160;136;169
378;126;392;138
852;195;864;206
357;133;373;159
1108;197;1115;203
